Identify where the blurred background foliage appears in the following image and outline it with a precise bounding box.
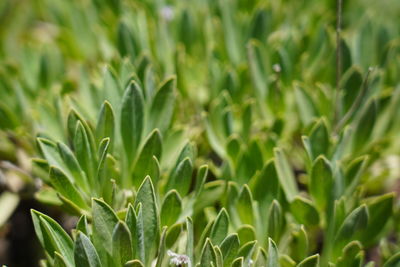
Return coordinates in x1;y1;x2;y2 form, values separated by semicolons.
0;0;400;266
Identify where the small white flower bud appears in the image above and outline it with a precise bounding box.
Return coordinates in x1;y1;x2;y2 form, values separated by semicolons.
273;64;281;73
160;6;174;21
167;250;190;266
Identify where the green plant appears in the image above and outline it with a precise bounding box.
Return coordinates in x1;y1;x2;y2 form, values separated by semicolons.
0;0;399;266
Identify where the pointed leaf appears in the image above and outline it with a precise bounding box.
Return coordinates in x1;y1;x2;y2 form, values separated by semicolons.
112;221;132;266
134;177;158;263
333;205;369;258
74;232;102;267
74;121;95;184
120;81;144;163
124;260;145;267
160;190;182;227
210;208;229;245
297;254;319;267
186;217;194;265
125;204;137;260
290;197;320;226
308;119;329;159
268;200;283;243
96;101;115;148
267;238;279;267
236;185;254;225
166;157;193;196
49;166;88;210
309;156;333;211
200;239;217;267
148;77;176;133
220;234;240;267
133;129;162;187
274;148;298;201
57;142;88;191
92;199;119;255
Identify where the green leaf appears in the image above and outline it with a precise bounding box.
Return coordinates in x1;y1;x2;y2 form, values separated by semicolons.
75;216;89;236
49;166;88;210
247;40;267;100
344;156;368;195
124;260;145;267
231;257;244;267
155;227;167;267
219;0;241;64
37;138;68;175
342;67;363;113
57;142;88;192
133;129;162;187
54;252;68;267
359;193;394;246
166;157;193;196
160;190;182;227
333;205;369;258
220;234;240;267
166;223;182;248
251;160;280;221
176;141;197;164
241;102;253;141
294;86;318;126
289;226;308;261
125;204;137;260
96;138;111;186
135;203;146;263
308;119;329;159
117;22;136;57
290;197;320;226
67;110;96;152
309;156;333;211
120;81;144;163
96;101;115;149
0;102;19;129
148;76;176;133
210;208;229;245
274;148;298;201
236;185;254;225
352;99;377;152
214;245;223;267
237;225;256;246
336;241;363;267
236;140;264;185
280;255;296;267
226;136;241;163
268;200;283;243
297;254;319;267
74;232;102;267
255;247;268;266
237;241;257;264
134;177;159;263
194;165;208;196
74;121;95;184
112;221;133;266
31;210;74;267
383;252;400;267
186;217;194;265
92;199;119;255
267;238;279;267
200;239;217;267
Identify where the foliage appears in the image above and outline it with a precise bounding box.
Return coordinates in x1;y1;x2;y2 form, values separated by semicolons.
0;0;400;266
